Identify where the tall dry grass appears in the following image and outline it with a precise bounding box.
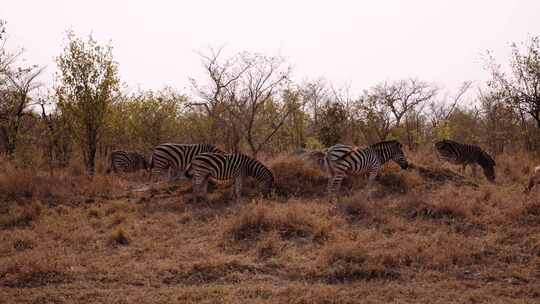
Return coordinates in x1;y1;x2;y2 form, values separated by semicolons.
1;148;540;303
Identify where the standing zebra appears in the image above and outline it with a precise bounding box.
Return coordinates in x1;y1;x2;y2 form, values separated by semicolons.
106;150;148;174
187;153;274;202
311;140;409;197
434;139;495;182
148;143;224;182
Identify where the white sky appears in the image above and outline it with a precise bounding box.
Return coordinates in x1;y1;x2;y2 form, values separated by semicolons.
2;0;539;96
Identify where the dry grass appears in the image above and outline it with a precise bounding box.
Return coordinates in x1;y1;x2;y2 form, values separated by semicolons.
223;201;331;244
0;200;42;229
314;242;400;283
270;155;328;197
1;152;540;303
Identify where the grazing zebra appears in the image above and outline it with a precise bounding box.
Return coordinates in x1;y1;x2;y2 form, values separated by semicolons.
311;140;409;197
106;150;148;174
434;139;496;182
148;143;224;182
187;153;274;202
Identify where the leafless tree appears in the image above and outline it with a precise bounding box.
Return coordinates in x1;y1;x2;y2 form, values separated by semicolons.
191;47;296;157
428;81;472;129
371;78;438;128
485;36;540;128
0;20;44;156
299;78;330;130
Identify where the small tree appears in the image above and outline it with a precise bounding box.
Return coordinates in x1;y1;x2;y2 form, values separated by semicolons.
108;88;187;151
0;20;44;156
317;102;349;146
56;31;120;175
353;93;392;143
486;36;540;128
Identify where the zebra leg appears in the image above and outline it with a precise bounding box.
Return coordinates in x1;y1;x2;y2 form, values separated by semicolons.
327;174;345;199
232;176;243;203
167;167;175;182
192;173;209;203
471;164;478;177
366;165;380;198
200;175;209;201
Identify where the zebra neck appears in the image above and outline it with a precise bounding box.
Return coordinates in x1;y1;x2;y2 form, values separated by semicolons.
373;148;393;164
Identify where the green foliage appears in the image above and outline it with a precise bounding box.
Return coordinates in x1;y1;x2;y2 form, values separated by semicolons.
435;120;453;140
305;136;324;150
317;102;349;146
56;31;120;174
487;36;540;128
0;20;44;157
106;88;187;151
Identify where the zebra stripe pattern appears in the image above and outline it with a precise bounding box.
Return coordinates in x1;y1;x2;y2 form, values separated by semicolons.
149;143;224;181
106;150;148;174
323;140;409;196
434;139;496;181
188;153;274;202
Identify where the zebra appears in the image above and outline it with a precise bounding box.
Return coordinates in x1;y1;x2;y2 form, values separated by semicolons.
310;140;409;197
148;143;224;182
434;139;496;182
106;150;148;174
186;153;274;202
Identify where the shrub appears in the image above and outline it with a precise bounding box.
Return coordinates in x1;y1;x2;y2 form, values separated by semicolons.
315;242;399;283
162;259;259;285
224;201;330;244
337;194;372;222
401;193;467;222
256;231;283;259
269;155;328;197
0;201;42;229
0;256;71;288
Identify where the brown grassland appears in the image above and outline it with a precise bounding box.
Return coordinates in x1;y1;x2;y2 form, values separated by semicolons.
1;149;540;303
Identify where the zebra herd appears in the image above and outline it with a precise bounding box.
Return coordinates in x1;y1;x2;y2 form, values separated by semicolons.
107;143;272;202
107;139;500;201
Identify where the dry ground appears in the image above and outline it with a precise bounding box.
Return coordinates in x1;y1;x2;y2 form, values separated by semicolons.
1;150;540;303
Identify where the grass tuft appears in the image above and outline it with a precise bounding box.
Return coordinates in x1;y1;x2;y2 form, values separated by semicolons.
109;227;129;246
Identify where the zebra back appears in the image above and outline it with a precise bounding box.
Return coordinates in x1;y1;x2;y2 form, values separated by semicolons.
331;140;408;169
369;140;408;168
149;143;224;177
435;139;496;181
190;153;274;192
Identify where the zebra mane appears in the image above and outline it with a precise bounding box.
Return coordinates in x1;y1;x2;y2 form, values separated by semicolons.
370;140;402;149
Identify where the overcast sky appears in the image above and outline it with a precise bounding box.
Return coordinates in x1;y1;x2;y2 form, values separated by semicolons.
2;0;539;96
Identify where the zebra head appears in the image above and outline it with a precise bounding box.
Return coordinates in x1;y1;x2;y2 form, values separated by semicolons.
371;140;409;170
478;151;496;182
